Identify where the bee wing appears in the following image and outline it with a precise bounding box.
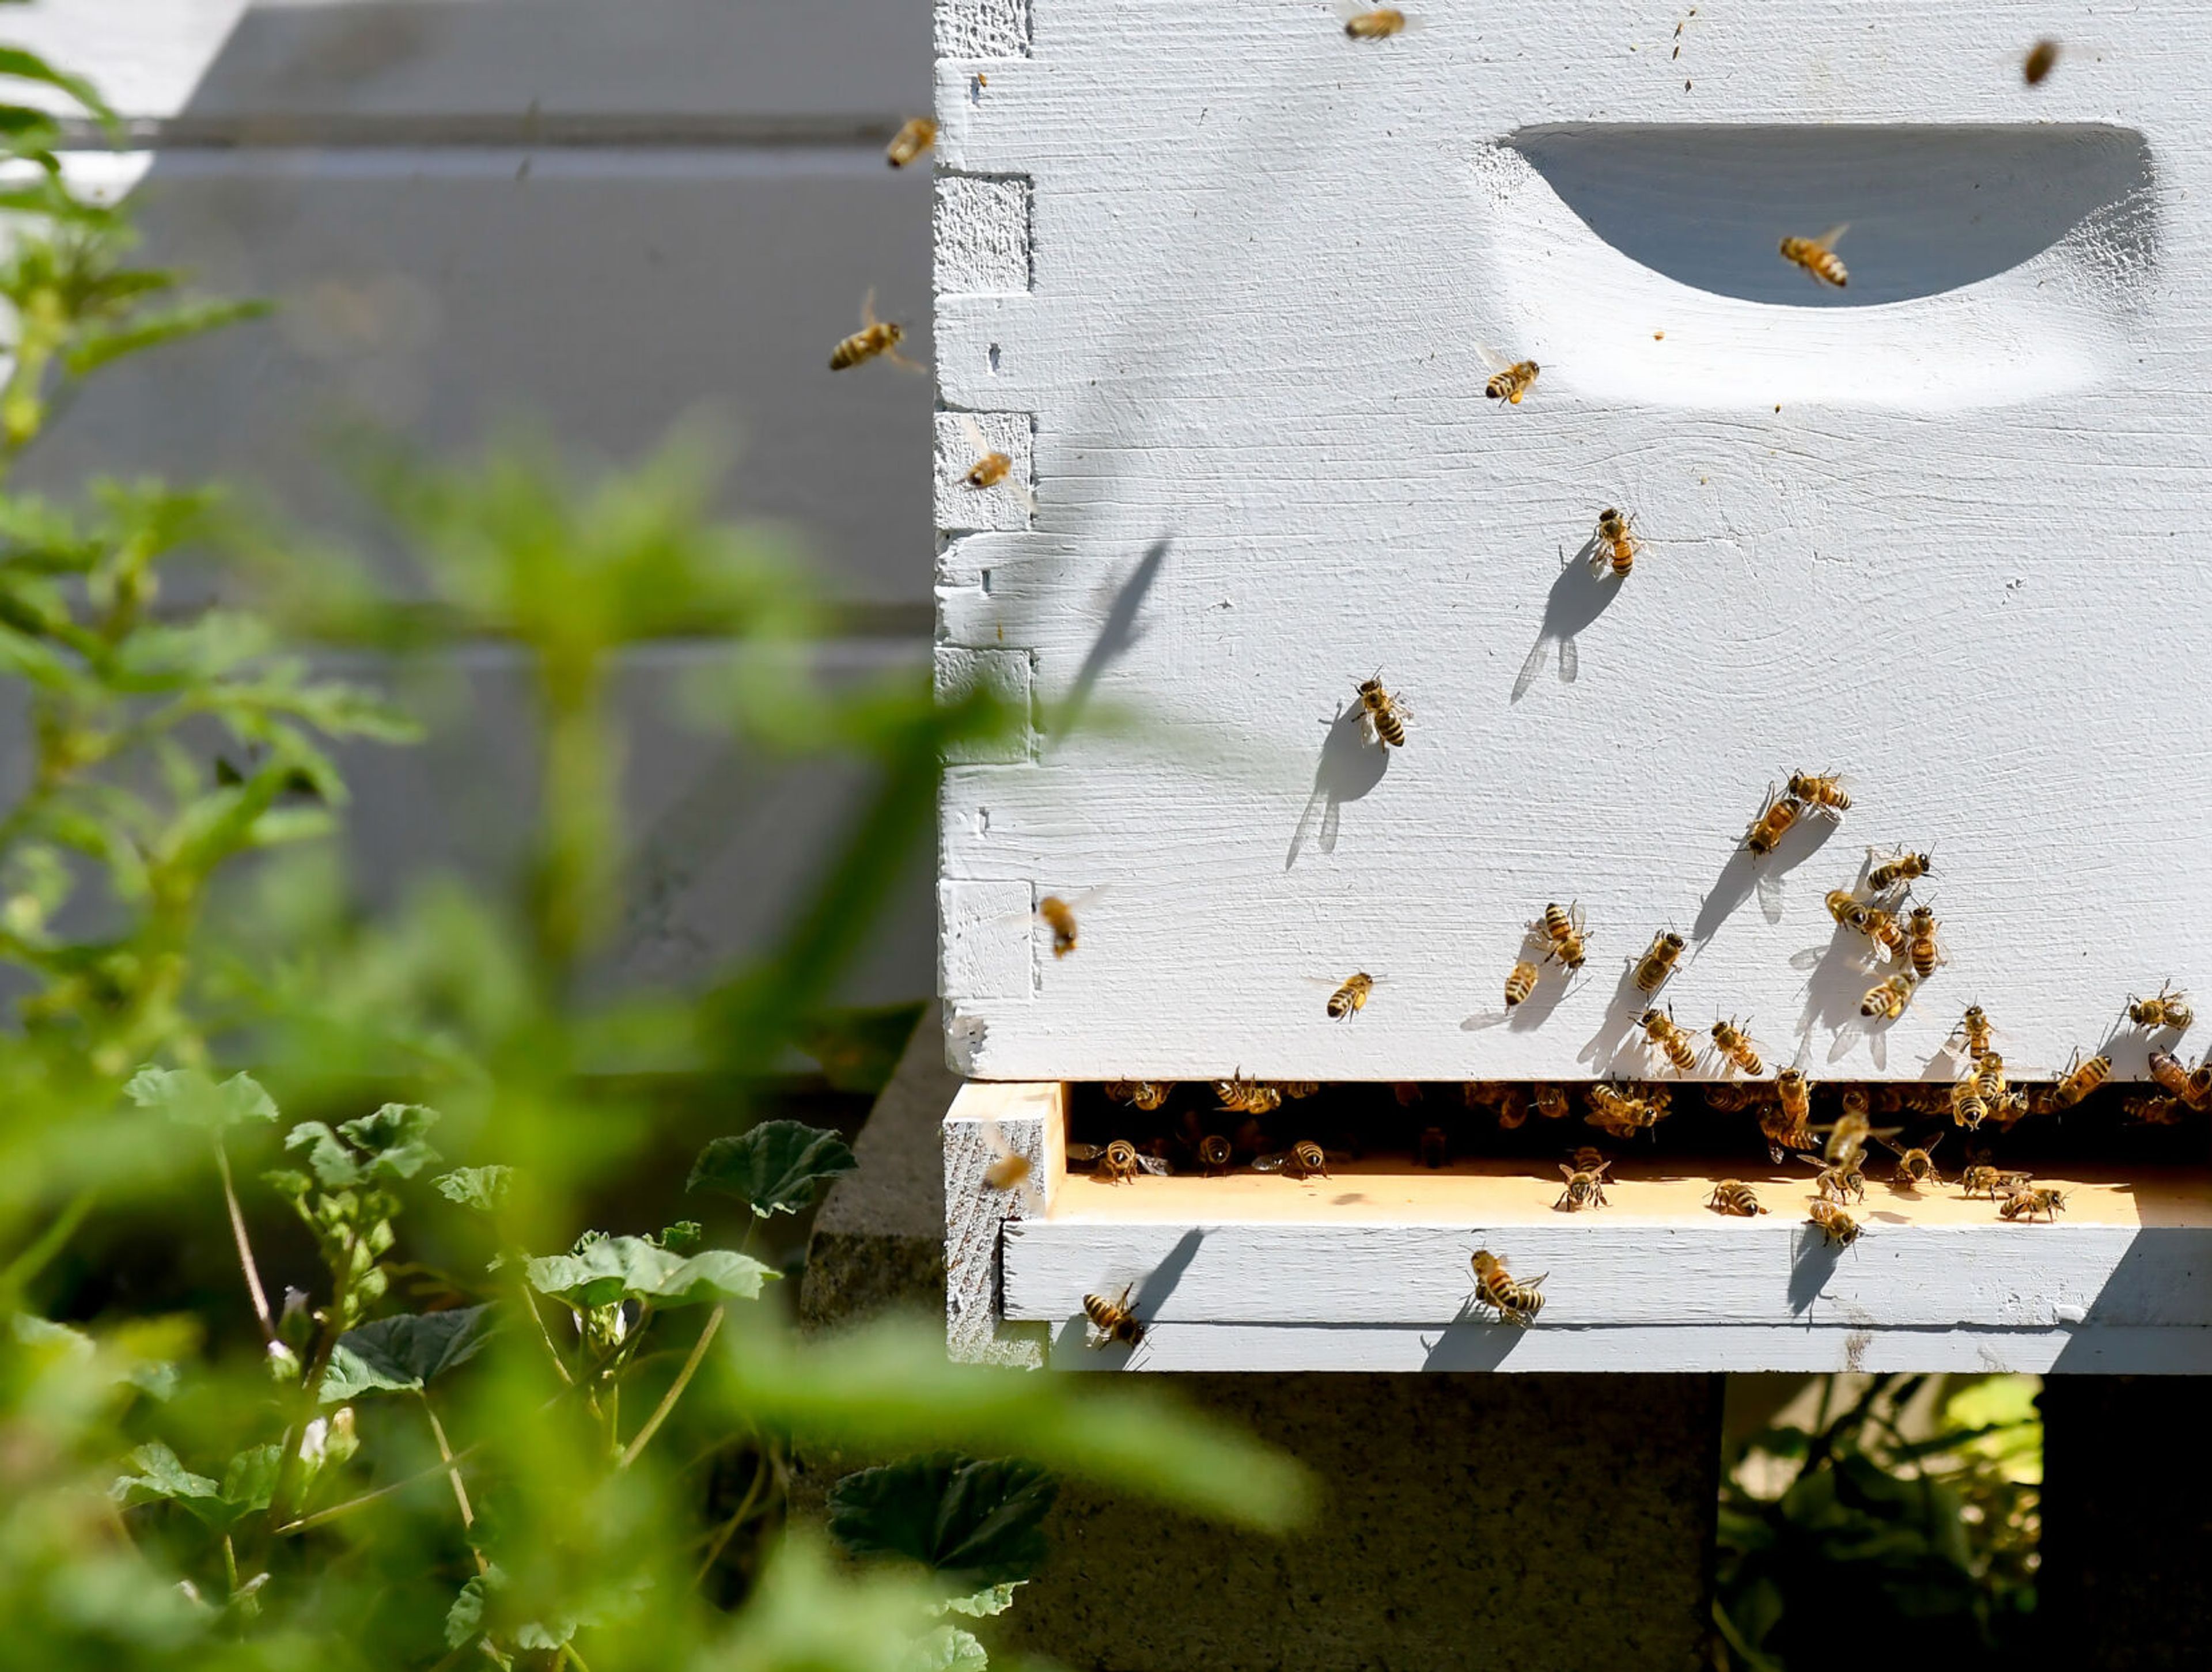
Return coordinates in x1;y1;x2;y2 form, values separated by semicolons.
1475;342;1516;374
859;286;878;327
1813;222;1850;250
1788;947;1827;972
1250;1152;1293;1173
1556;633;1578;685
1133;1153;1175;1177
957;412;991;457
1065;1143;1105;1163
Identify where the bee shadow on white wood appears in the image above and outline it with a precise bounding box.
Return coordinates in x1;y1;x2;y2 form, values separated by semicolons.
1461;961;1573;1034
1050;538;1169;746
1790;919;1889;1053
1418;1316;1532;1371
1577;958;1666;1075
1510;534;1619;703
1786;1224;1848;1317
1057;1227;1206;1369
1692;812;1837;941
1286;700;1391;868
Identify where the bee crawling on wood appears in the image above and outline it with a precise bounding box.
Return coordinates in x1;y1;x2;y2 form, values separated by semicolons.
1961;1162;2031;1201
1762;1066;1817;1159
1786;771;1852;818
1778;223;1850;287
1905;904;1945;982
1998;1184;2069;1223
1744;782;1804;858
1710;1017;1764;1078
1503;954;1541;1009
1537;901;1589;970
1253;1140;1330;1180
1554;1156;1611;1211
1865;847;1936;893
1468;1249;1546;1326
1067;1139;1172;1184
1808;1199;1862;1246
2128;983;2195;1033
1591;507;1642;579
1355;672;1412;748
2149;1049;2192;1099
1707;1180;1767;1217
829;287;922;371
1196;1133;1234;1174
1861;972;1918;1022
2052;1048;2112;1108
1631;928;1687;994
1951;1004;1999;1061
1083;1286;1145;1348
1638;1006;1700;1074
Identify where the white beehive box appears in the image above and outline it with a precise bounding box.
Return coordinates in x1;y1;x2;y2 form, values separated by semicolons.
930;1;2212;1369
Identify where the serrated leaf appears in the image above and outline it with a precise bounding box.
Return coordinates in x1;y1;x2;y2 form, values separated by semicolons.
219;1443;281;1519
829;1455;1057;1587
687;1120;857;1218
126;1067;279;1132
524;1237;774;1310
336;1102;441;1178
111;1442;221;1513
907;1624;989;1672
654;1220;702;1254
435;1166;513;1213
931;1583;1020;1620
320;1305;498;1403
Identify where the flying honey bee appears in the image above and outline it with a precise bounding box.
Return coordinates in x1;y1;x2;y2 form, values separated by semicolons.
1504;957;1540;1009
956;415;1038;513
829;287;921;371
1531;1084;1570;1121
2145;1048;2190;1099
1906;904;1944;981
1708;1180;1767;1216
1355;673;1411;747
1866;848;1935;892
1555;1158;1611;1211
1253;1139;1330;1179
1418;1127;1448;1168
1880;1133;1944;1188
1341;5;1410;37
1327;972;1377;1020
2024;39;2060;84
1778;224;1850;288
1196;1133;1234;1174
1798;1151;1866;1204
1950;1078;1987;1131
1861;972;1918;1021
1744;783;1804;857
1786;772;1852;817
1953;1005;1998;1061
1705;1017;1764;1077
1083;1286;1145;1348
981;1117;1033;1195
1999;1184;2069;1223
1036;893;1085;958
1633;929;1687;994
1705;1079;1762;1114
1539;901;1589;970
1808;1199;1861;1246
884;116;938;168
1592;508;1641;580
1478;344;1540;405
2052;1049;2112;1108
2128;983;2195;1032
1495;1086;1530;1130
1468;1249;1546;1326
1975;1052;2008;1107
1104;1079;1174;1111
1639;1007;1699;1075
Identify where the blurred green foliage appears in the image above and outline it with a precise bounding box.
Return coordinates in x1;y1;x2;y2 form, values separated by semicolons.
1713;1374;2040;1670
0;37;1310;1672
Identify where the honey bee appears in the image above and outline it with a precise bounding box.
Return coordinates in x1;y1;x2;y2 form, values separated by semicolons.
1531;1084;1570;1121
1778;223;1850;288
1880;1133;1944;1187
1744;784;1804;857
1786;772;1852;817
1639;1007;1699;1074
1585;1083;1662;1139
1861;972;1917;1021
2052;1049;2112;1108
1327;972;1377;1020
1866;848;1935;892
982;1150;1033;1192
1797;1152;1866;1204
2186;1063;2212;1110
1568;1145;1609;1173
1214;1075;1282;1116
1707;1180;1767;1216
1495;1086;1530;1131
1355;674;1411;748
1953;1005;1997;1061
1462;1080;1501;1109
1468;1249;1546;1326
2128;983;2195;1032
1709;1018;1762;1076
1418;1127;1448;1168
956;415;1038;511
1819;1104;1895;1167
1196;1133;1234;1174
1807;1199;1861;1246
1253;1139;1329;1179
1036;894;1082;958
829;287;921;371
1277;1080;1321;1099
2024;39;2060;84
1539;901;1589;970
1067;1139;1173;1184
1826;888;1872;929
2127;1094;2184;1127
1592;508;1641;579
1479;345;1540;405
1763;1067;1816;1157
1950;1078;1987;1131
884;116;938;168
1999;1185;2069;1223
1083;1286;1145;1348
1504;957;1540;1009
1961;1163;2029;1200
1633;929;1687;994
1705;1080;1762;1114
1104;1079;1174;1111
1975;1052;2008;1106
1555;1158;1611;1211
1342;5;1410;37
1906;905;1944;981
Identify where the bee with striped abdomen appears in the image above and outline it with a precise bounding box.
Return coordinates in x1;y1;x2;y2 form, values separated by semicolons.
1253;1139;1330;1179
2186;1061;2212;1110
1083;1286;1145;1348
1861;972;1918;1021
1999;1185;2069;1223
885;116;937;168
2052;1049;2112;1108
1709;1017;1763;1076
1478;344;1540;405
2128;983;2195;1032
1592;507;1641;579
2150;1048;2193;1099
2128;1094;2185;1126
1808;1199;1862;1246
830;287;922;371
1975;1052;2008;1107
1555;1157;1611;1211
1763;1067;1816;1158
1950;1076;1988;1131
1504;956;1540;1010
1787;772;1852;817
1639;1006;1699;1074
1905;904;1944;981
1708;1180;1767;1216
1745;783;1804;857
1953;1005;1997;1061
1197;1133;1234;1174
1468;1249;1546;1325
1633;929;1687;994
1539;901;1589;970
956;415;1038;513
1705;1079;1762;1114
1215;1074;1282;1115
1961;1162;2020;1200
1067;1139;1173;1185
1104;1079;1174;1112
1778;224;1850;287
1866;847;1936;892
1356;673;1411;747
1531;1085;1570;1121
1798;1151;1866;1204
1327;972;1377;1020
1585;1083;1664;1140
1880;1133;1944;1188
1494;1086;1530;1131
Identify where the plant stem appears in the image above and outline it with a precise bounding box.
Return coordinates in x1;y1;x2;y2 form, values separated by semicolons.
0;1187;94;1302
420;1391;488;1575
522;1287;576;1387
618;1306;722;1468
272;1443;487;1538
213;1137;276;1343
691;1446;775;1589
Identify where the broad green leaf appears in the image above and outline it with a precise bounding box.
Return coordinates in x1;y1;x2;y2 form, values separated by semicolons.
653;1219;702;1254
0;44;115;126
218;1443;281;1519
126;1067;278;1132
687;1120;857;1218
435;1166;513;1214
64;299;273;377
719;1535;960;1672
337;1103;441;1178
111;1442;221;1511
908;1624;988;1672
829;1455;1056;1587
524;1237;774;1310
320;1305;498;1403
930;1584;1020;1620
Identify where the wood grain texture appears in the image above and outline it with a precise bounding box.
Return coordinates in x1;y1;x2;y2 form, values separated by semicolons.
942;1079;1062;1364
933;2;2212;1082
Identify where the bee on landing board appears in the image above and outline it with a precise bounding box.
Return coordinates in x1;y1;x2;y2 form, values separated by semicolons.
1961;1162;2029;1201
2128;983;2195;1033
1710;1017;1764;1077
1708;1180;1767;1216
1539;901;1589;970
1866;847;1936;892
1468;1249;1546;1325
1478;344;1540;405
1808;1199;1862;1246
829;287;922;371
1999;1184;2069;1223
1638;1006;1699;1075
1196;1133;1234;1174
1880;1133;1944;1188
885;116;938;168
1253;1139;1330;1180
1066;1139;1173;1184
1555;1157;1611;1211
1798;1152;1866;1204
1355;673;1411;747
1778;224;1850;288
1592;508;1641;579
1786;772;1852;817
1083;1286;1145;1348
1744;783;1804;857
1632;929;1687;994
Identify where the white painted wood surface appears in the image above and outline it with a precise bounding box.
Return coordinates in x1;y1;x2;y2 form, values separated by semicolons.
932;1;2212;1083
942;1078;1062;1366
